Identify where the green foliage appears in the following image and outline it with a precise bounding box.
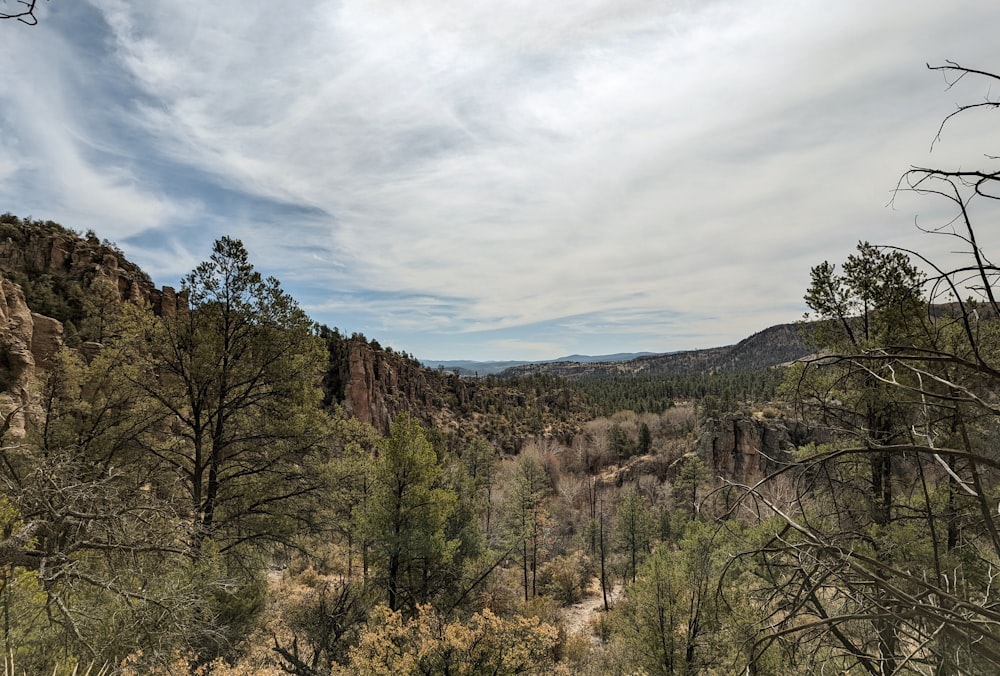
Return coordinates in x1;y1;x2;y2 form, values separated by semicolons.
538;550;592;605
503;451;552;602
203;563;269;661
804;242;926;349
607;422;634;459
317;414;382;579
78;275;122;343
638;421;653;454
604;520;766;675
0;236;344;668
111;237;332;555
674;453;708;521
0;345;207;668
613;487;655;584
751;210;1000;670
356;414;459;611
574;368;785;417
15;272;87;327
611;524;723;676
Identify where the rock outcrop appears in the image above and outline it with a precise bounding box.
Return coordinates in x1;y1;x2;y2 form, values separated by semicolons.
0;216;182;437
337;340;436;435
696;412;815;481
0;274;63;438
0;216;589;452
30;313;63;369
0;215;185;318
326;335;587;449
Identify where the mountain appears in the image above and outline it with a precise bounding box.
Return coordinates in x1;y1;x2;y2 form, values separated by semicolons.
557;352;659;363
420;359;532;376
423;352;659;376
497;323;812;380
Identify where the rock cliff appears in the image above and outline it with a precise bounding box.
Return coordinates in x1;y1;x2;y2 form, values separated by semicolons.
696;412;815;481
0;216;186;437
0;215;589;451
324;333;588;450
335;340;436;434
0;273;64;438
0;214;184;321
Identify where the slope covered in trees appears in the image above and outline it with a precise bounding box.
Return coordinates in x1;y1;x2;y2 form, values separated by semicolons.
499;322;811;416
500;322;813;380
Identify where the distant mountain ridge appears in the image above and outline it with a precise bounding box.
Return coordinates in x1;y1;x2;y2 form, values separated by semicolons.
497;323;812;379
422;352;659;376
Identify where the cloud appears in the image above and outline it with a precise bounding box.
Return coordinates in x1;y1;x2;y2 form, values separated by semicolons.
2;0;999;359
0;8;193;241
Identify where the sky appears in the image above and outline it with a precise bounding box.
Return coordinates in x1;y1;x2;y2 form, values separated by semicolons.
1;1;998;361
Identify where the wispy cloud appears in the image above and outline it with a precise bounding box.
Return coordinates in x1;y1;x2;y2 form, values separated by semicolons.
2;0;998;359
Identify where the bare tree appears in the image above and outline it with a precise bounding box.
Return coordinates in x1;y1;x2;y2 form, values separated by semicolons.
722;62;1000;675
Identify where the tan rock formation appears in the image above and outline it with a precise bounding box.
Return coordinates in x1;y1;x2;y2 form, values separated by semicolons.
0;275;39;438
30;313;63;369
0;218;185;317
330;336;585;451
340;341;433;435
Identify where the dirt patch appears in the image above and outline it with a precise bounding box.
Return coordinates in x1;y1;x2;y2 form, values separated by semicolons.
561;577;622;638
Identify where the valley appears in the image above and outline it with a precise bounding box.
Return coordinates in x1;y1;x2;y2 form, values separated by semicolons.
3;128;1000;674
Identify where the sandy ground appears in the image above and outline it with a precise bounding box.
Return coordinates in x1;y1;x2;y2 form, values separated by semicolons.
561;577;622;637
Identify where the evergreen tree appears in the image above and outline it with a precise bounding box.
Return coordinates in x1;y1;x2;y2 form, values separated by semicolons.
638;421;653;455
113;237;331;555
674;453;708;521
356;414;458;611
614;487;655;584
503;452;550;602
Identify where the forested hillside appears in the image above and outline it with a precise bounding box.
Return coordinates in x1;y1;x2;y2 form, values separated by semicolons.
500;321;812;381
1;62;1000;676
498;322;808;416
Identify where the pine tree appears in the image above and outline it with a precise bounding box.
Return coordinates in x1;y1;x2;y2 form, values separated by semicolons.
356;414;458;611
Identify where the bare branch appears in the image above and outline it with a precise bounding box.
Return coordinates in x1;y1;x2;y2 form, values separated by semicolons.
0;0;43;25
928;61;1000;150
